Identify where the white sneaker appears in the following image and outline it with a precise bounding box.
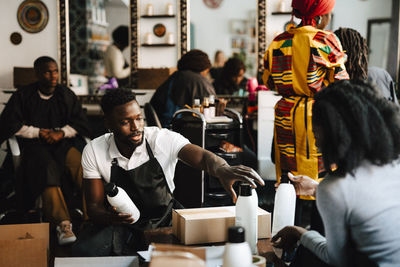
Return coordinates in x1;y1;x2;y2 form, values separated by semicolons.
56;221;76;245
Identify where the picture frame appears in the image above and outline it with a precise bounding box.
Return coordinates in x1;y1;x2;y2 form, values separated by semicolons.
230;19;248;35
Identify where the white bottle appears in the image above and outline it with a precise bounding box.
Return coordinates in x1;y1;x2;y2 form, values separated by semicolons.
271;173;296;237
105;183;140;224
235;183;258;254
166;3;173;15
223;226;252;267
209;95;216;118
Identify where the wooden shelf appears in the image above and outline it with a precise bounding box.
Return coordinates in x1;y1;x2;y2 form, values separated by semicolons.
271;11;292;15
141;43;175;47
141;15;175;18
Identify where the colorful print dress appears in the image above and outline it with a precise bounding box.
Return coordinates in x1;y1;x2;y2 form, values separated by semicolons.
263;25;349;200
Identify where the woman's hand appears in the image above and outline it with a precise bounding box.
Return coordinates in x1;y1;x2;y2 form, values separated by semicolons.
271;226;307;252
287;172;319;197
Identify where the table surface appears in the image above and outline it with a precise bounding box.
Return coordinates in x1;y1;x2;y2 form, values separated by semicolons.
142;227;286;266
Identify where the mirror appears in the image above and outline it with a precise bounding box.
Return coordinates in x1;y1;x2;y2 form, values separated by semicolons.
189;0;266;79
367;19;391;70
58;0;190;89
332;0;399;84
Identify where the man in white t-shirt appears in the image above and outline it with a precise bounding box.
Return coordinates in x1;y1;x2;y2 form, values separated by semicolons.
72;88;264;256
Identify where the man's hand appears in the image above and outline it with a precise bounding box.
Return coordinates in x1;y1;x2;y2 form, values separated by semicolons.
39;128;51;142
216;164;264;203
40;129;64;144
271;226;307;252
287;172;319;197
108;207;135;224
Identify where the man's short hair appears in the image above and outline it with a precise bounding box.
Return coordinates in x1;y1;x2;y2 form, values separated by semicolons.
177;49;211;72
112;25;129;47
101;88;137;115
33;56;57;71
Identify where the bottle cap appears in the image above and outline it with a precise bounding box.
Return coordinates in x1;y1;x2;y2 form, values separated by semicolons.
228;226;245;243
104;182;118;197
280;172;289;183
239;183;252;197
194;99;200;106
209;95;215;104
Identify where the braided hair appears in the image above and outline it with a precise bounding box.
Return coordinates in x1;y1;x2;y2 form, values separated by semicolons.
101;88;137;115
312;80;400;177
334;27;369;80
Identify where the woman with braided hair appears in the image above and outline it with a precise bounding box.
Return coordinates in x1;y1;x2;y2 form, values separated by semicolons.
272;80;400;267
334;27;398;103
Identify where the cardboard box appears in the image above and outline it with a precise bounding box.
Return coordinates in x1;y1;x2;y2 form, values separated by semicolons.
172;206;271;245
55;256;139;267
0;223;49;267
150;243;206;267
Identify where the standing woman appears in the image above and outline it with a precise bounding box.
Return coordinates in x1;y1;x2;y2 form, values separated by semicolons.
263;0;349;229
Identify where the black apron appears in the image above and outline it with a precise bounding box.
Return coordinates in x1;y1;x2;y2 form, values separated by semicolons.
72;140;183;256
109;140;178;229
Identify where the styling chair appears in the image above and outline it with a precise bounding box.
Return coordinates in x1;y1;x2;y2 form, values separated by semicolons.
144;102;162;128
171;108;243;208
1;135;90;224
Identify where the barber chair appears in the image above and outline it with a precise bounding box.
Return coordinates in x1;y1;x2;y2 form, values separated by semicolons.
144;103;162;128
171;108;243;208
0;135;90;224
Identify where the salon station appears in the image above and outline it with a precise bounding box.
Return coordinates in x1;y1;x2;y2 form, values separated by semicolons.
1;0;400;266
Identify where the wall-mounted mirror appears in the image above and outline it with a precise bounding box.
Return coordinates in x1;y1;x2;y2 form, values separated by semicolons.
189;0;266;79
58;0;190;90
333;0;399;85
367;18;391;70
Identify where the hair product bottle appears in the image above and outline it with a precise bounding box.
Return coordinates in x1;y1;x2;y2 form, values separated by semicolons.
104;183;140;224
271;172;296;237
223;226;252;267
203;97;210;119
193;99;201;113
235;183;258;254
209;95;216;118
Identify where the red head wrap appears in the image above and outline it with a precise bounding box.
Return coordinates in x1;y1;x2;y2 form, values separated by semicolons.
292;0;335;19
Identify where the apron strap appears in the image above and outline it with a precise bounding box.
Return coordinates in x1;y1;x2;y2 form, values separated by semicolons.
145;140;155;159
110;158;119;183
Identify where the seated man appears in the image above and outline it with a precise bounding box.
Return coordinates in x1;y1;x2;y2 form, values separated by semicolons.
72;88;264;256
150;49;216;128
0;56;91;245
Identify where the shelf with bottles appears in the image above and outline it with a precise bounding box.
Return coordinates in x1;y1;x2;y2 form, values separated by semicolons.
141;43;175;47
141;14;176;18
271;11;292;15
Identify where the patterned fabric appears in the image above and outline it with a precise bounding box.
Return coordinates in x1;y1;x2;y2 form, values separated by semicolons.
263;26;349;200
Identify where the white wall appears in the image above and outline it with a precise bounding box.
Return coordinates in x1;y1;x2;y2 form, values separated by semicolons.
265;0;392;45
138;0;178;68
333;0;391;37
0;0;58;89
190;0;257;61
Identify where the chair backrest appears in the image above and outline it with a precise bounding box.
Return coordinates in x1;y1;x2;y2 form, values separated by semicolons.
144;102;162;128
